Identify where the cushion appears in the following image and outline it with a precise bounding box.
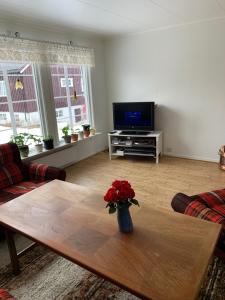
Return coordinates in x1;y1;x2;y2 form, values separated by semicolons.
0;181;48;205
28;163;49;181
0;289;15;300
0;163;24;189
0;143;21;164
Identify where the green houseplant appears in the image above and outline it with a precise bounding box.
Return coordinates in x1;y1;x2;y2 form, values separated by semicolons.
43;135;54;150
62;126;72;143
11;133;31;157
30;135;43;153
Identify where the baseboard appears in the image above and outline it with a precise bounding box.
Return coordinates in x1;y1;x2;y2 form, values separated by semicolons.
61;147;108;169
61;150;218;168
163;152;218;163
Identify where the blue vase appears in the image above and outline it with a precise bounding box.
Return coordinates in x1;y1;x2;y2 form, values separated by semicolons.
117;206;133;233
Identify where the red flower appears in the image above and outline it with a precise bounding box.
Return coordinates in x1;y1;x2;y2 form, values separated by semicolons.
104;187;118;202
112;180;131;190
118;186;135;200
128;187;135;199
104;180;139;212
104;180;135;203
112;180;122;189
121;180;131;188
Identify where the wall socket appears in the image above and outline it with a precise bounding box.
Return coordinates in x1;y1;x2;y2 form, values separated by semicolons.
166;147;172;153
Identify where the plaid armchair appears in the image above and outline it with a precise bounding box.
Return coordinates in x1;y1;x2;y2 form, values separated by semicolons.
171;189;225;254
0;289;15;300
0;143;66;205
0;143;66;239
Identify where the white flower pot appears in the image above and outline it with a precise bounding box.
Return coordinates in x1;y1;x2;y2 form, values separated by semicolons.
35;144;43;153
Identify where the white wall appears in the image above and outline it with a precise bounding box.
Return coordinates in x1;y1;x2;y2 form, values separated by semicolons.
105;19;225;162
32;134;106;168
0;23;109;167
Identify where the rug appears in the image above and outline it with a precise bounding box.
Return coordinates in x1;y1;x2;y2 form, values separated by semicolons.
0;245;225;300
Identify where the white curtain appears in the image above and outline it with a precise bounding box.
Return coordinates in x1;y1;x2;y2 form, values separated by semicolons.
0;36;95;67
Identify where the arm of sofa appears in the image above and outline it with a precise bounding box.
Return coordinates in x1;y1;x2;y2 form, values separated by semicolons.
23;162;66;182
171;193;194;213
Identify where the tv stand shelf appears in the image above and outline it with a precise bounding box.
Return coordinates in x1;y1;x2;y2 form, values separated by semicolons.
108;131;162;164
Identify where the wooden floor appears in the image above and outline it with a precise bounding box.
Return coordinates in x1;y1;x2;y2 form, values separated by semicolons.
66;151;225;211
1;151;224;266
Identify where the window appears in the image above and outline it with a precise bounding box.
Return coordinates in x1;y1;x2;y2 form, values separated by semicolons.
60;78;73;88
50;65;91;139
14;114;20;122
56;110;63;118
74;106;87;123
0;81;7;97
0;63;42;144
0;113;7;121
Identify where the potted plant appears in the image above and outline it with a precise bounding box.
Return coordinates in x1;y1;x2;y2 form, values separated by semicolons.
78;130;84;140
11;132;31;158
62;126;72;143
90;127;96;136
43;135;54;150
30;135;43;153
71;129;79;142
82;124;90;138
104;180;139;233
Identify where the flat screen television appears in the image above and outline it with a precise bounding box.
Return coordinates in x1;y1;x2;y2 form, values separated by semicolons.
113;102;155;131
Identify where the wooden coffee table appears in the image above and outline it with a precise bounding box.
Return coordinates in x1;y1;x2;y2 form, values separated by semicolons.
0;180;221;300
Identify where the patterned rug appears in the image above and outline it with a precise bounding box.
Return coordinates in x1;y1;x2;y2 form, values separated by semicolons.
0;245;225;300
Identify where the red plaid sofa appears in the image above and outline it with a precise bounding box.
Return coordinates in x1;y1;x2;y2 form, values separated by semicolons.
0;289;15;300
171;190;225;253
0;143;66;239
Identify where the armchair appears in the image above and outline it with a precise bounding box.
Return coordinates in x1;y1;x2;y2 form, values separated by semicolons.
0;143;66;205
171;190;225;256
0;143;66;239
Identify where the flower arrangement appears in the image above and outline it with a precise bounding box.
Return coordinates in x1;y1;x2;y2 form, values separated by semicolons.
104;180;139;214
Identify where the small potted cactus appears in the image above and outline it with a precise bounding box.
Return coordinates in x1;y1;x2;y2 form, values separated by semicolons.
43;136;54;150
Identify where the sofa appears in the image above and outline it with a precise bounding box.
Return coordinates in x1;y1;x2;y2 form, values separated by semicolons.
171;189;225;254
0;142;66;239
0;289;15;300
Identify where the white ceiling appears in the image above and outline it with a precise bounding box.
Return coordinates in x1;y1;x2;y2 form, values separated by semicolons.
0;0;225;36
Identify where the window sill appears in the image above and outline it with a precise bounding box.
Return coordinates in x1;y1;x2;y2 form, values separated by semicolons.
22;133;102;162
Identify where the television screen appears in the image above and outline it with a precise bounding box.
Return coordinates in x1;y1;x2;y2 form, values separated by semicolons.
113;102;155;131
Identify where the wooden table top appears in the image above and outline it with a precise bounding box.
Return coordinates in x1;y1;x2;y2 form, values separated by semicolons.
0;180;221;300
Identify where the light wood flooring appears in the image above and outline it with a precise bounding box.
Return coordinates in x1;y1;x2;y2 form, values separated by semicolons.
0;151;225;265
66;151;225;210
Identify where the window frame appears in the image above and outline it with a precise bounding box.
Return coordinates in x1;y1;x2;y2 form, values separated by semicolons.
0;62;44;141
0;62;94;146
50;64;94;141
0;80;7;97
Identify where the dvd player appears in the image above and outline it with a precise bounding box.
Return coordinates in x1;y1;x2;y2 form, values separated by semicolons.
120;131;150;135
124;148;155;154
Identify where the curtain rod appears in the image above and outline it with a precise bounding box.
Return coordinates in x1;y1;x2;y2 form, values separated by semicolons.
0;33;93;50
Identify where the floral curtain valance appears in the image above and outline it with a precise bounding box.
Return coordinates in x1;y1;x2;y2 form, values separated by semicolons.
0;36;95;67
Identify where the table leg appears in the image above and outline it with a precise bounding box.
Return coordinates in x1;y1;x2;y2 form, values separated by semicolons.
5;228;20;275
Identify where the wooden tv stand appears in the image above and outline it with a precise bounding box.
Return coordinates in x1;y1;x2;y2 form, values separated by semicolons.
108;130;162;163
